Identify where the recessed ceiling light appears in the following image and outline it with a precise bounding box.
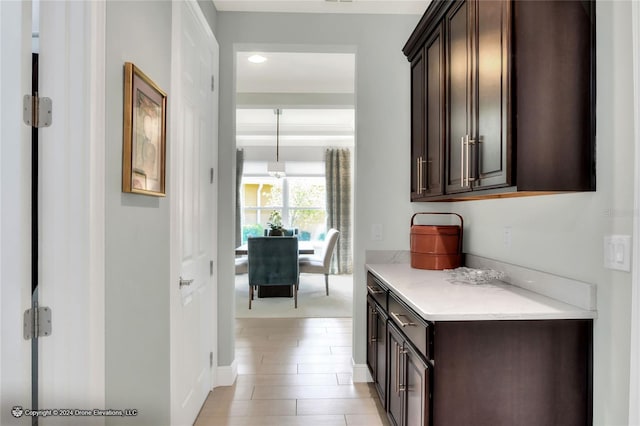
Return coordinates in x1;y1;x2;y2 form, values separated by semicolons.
248;54;267;64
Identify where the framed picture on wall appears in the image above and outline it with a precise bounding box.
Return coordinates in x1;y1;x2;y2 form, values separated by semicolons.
122;62;167;197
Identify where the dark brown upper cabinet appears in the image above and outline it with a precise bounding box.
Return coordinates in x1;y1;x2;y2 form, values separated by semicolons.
411;23;445;200
404;0;596;201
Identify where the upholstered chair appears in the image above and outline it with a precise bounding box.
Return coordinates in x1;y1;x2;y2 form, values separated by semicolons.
248;236;299;309
299;229;340;295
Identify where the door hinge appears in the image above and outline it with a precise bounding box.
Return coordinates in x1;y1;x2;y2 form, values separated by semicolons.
23;304;52;340
210;351;213;368
210;168;214;184
210;260;214;276
23;94;52;128
211;75;215;92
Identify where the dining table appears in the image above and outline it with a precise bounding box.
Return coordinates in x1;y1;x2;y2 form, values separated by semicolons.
234;240;316;256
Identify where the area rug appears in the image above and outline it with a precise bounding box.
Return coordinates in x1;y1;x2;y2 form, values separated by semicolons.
235;273;353;318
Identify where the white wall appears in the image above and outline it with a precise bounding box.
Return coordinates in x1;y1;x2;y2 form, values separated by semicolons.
216;11;421;368
630;3;640;424
447;2;634;425
105;2;172;424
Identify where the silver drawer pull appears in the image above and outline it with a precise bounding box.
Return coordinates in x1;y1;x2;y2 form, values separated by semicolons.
367;285;384;295
390;312;416;327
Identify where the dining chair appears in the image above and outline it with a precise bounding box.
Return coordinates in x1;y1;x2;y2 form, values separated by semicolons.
299;228;340;296
248;236;299;309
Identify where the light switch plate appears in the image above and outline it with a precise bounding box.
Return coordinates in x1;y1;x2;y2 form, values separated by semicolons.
371;224;383;241
604;235;632;272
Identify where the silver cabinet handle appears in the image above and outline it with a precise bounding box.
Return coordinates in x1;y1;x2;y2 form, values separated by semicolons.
179;276;194;288
460;136;465;187
367;285;384;295
399;348;408;392
465;135;470;187
419;156;426;194
395;342;400;395
369;307;378;343
416;157;422;195
461;135;477;188
469;138;476;183
390;312;416;327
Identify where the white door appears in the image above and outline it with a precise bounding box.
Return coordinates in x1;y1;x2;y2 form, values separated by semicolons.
170;1;218;425
0;2;34;424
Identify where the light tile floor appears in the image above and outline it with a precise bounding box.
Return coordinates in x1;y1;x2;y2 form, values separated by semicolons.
194;317;389;426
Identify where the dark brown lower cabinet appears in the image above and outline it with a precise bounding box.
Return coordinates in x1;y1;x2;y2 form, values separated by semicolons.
388;322;431;426
366;296;388;405
365;274;593;426
432;320;592;426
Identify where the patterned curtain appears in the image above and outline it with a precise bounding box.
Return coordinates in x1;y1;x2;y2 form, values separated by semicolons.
235;149;244;248
325;148;352;274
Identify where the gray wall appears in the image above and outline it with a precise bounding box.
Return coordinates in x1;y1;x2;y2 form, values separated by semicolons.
105;1;172;424
198;0;218;36
217;3;636;425
216;11;421;366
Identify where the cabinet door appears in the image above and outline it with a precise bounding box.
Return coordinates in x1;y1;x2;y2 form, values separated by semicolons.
366;296;377;377
404;343;430;426
374;305;388;406
387;324;404;426
424;25;445;197
411;26;445;200
410;49;426;200
473;0;510;189
445;0;472;194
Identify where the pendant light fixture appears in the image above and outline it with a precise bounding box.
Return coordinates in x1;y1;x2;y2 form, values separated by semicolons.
267;108;286;178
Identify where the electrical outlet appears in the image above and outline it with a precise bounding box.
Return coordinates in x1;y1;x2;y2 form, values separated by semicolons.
503;226;512;248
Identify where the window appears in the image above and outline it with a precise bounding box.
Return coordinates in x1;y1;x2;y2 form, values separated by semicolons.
241;176;326;243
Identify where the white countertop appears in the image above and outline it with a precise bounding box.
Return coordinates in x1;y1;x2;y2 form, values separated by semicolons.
367;263;597;321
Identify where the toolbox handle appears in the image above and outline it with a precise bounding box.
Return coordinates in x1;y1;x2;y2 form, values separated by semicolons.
410;212;463;256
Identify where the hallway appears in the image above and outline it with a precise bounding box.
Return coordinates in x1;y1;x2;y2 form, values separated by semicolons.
194;318;388;425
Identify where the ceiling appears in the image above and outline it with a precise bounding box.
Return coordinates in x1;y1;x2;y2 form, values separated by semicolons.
230;2;424;150
236;108;355;147
236;51;356;156
237;52;355;94
214;0;429;15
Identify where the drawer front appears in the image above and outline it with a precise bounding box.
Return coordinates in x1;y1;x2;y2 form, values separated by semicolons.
367;273;388;310
388;292;431;360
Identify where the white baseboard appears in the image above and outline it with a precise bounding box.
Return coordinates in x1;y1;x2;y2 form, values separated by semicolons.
352;363;373;383
215;359;238;387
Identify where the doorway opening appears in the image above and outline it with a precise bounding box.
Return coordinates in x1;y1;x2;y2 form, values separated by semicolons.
233;50;355;319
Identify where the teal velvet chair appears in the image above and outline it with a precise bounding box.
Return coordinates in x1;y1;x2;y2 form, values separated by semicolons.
248;236;299;309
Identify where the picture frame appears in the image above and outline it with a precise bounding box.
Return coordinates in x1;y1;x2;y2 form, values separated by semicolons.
122;62;167;197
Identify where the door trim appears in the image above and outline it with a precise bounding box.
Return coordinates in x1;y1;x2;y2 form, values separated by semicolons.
629;2;640;424
37;0;106;414
0;1;33;423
